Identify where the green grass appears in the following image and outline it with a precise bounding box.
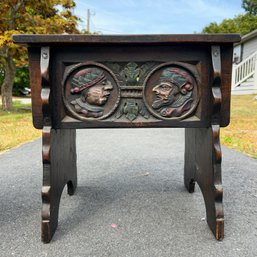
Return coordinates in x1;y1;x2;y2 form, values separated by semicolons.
0;100;41;153
0;95;257;159
220;94;257;159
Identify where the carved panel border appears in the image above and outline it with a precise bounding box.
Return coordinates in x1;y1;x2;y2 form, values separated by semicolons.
143;62;200;120
62;61;200;123
62;62;121;121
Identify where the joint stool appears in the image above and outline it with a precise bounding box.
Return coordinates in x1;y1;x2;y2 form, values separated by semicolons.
13;34;240;243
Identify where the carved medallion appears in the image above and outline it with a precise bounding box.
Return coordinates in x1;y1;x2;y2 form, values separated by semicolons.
143;64;199;120
63;63;120;120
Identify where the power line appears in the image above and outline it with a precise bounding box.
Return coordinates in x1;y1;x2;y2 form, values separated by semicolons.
90;14;122;34
76;3;122;34
75;0;90;8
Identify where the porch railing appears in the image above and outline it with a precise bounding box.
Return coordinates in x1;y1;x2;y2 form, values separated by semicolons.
232;50;257;90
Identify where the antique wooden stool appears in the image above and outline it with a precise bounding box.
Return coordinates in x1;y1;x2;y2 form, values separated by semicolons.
13;34;240;243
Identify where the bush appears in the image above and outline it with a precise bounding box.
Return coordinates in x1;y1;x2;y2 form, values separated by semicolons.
13;66;30;96
0;65;30;96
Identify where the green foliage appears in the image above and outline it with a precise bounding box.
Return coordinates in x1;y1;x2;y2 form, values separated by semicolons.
242;0;257;15
0;0;82;110
13;66;30;96
202;13;257;35
1;65;30;96
0;0;81;63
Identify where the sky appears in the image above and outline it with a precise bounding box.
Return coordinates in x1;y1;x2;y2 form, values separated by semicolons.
74;0;245;34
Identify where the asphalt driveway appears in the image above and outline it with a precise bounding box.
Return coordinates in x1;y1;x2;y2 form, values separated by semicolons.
0;128;257;257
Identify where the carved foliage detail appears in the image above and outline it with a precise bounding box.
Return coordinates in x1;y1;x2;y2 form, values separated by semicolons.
121;62;140;86
116;99;150;121
106;62;158;121
107;62;157;87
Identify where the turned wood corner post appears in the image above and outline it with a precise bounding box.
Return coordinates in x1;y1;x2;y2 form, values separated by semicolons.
40;47;77;243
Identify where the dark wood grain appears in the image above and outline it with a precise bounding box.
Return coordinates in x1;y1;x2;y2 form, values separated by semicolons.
184;128;196;193
184;126;223;240
13;34;239;242
28;48;43;128
184;44;224;240
42;126;77;243
13;34;240;46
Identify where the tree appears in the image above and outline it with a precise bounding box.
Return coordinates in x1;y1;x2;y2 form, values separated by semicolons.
0;0;80;111
242;0;257;15
202;13;257;35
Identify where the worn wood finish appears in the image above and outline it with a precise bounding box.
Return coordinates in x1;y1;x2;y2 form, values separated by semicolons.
184;126;223;240
42;126;77;243
13;34;240;242
184;45;224;240
28;48;43;129
184;128;196;193
39;42;77;243
13;34;241;130
12;34;240;45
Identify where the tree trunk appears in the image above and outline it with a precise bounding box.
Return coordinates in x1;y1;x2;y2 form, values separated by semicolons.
1;56;16;111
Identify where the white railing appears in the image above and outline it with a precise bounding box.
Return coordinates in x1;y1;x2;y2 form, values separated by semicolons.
232;50;257;89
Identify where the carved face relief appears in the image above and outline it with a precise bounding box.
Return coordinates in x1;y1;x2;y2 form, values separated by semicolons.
152;82;179;109
143;65;198;120
64;64;120;120
86;81;113;106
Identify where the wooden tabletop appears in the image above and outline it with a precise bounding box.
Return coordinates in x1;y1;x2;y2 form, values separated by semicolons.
12;34;241;46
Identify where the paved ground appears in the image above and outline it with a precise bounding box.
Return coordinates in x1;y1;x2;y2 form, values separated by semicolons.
1;128;257;257
0;97;31;105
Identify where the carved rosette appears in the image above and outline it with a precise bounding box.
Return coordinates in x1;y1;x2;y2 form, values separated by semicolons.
63;62;120;120
143;64;199;120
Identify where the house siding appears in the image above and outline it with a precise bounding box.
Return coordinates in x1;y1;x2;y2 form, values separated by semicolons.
242;37;257;59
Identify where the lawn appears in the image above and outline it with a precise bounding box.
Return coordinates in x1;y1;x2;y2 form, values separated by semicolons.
0;100;41;152
0;96;257;158
221;94;257;159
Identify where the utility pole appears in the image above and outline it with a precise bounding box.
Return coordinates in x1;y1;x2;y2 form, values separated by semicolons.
87;9;90;33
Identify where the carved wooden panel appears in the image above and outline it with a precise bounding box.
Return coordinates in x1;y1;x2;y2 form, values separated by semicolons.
63;62;120;120
143;63;199;120
63;61;200;123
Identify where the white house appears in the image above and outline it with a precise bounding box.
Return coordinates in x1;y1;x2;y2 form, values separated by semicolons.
232;29;257;94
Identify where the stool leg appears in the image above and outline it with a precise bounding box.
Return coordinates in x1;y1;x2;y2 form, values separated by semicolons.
41;127;77;243
194;125;224;240
184;128;196;193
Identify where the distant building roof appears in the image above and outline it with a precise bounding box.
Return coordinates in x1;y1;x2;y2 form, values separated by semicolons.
235;29;257;46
